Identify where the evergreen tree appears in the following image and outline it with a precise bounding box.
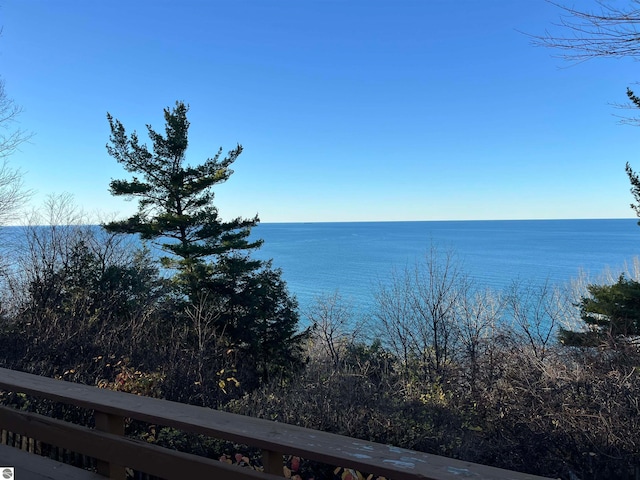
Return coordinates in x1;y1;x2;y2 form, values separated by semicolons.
625;89;640;222
207;260;305;385
104;101;262;294
104;102;306;387
559;275;640;347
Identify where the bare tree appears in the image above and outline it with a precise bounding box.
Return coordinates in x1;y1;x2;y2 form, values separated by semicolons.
0;78;30;159
456;287;504;386
374;245;467;386
535;1;640;214
306;291;362;368
534;1;640;62
504;280;563;362
0;159;27;226
184;291;238;399
0;78;31;225
373;268;416;382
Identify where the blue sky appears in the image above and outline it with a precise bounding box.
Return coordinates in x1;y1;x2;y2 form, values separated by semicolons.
2;0;640;223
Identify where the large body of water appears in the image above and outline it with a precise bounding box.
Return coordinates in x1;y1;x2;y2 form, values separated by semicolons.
249;219;640;316
6;219;638;321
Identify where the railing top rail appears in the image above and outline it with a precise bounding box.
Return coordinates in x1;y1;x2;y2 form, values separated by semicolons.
0;367;551;480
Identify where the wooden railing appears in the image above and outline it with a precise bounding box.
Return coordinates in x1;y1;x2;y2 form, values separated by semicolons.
0;367;551;480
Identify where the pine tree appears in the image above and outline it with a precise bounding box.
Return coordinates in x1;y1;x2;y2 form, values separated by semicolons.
104;101;306;387
104;101;261;295
559;275;640;347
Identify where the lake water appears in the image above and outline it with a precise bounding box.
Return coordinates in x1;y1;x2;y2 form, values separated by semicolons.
249;219;640;317
6;219;639;323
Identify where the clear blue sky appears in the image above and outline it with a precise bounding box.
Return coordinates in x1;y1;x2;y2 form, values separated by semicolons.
2;0;640;223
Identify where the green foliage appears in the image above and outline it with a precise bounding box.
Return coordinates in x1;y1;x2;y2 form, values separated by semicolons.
210;261;307;384
104;101;261;294
103;102;307;391
625;89;640;222
559;275;640;347
7;223;169;380
342;339;395;383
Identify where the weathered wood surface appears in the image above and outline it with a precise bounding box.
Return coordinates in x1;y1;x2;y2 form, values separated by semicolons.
0;443;103;480
93;411;125;480
0;406;283;480
0;367;553;480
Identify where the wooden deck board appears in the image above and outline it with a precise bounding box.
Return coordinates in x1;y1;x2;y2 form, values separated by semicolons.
0;444;103;480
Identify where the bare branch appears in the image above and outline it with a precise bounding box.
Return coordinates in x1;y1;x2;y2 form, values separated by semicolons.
532;1;640;62
0;78;32;159
0;77;33;225
0;159;30;225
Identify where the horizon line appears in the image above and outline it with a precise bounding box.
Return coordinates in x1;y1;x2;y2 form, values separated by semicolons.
4;217;637;228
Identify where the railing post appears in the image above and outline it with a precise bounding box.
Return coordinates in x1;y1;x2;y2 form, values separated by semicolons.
262;448;284;476
94;411;126;479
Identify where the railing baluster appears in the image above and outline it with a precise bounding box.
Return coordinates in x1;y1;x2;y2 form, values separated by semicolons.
262;448;284;477
94;411;126;479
